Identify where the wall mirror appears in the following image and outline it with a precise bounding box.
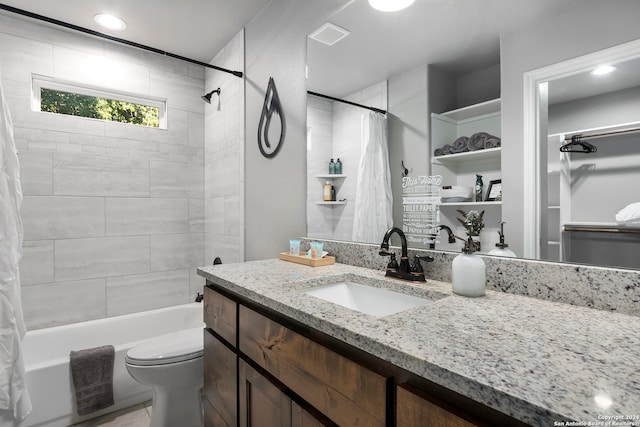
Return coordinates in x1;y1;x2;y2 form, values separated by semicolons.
305;0;640;271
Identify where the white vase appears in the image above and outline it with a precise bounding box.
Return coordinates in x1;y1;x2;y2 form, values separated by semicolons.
452;252;486;297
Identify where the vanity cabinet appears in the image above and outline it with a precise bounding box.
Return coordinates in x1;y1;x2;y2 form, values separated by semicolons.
203;283;524;427
396;384;486;427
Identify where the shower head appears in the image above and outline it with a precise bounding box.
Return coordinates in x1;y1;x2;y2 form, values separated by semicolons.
201;88;221;104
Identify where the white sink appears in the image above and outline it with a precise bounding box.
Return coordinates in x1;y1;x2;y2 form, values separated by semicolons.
305;281;434;317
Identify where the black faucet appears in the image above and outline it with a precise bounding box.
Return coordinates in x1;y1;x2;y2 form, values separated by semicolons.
379;227;430;282
429;225;463;249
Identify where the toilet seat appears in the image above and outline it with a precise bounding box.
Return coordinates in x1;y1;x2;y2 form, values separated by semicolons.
126;327;203;366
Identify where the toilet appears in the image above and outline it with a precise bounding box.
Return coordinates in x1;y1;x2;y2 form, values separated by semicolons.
125;327;204;427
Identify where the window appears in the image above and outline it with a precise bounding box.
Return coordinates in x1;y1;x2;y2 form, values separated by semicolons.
32;76;167;129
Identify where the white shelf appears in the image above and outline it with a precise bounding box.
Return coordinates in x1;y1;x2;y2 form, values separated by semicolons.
439;201;502;207
548;205;560;210
439;98;501;121
316;174;346;179
432;147;501;166
316;201;346;205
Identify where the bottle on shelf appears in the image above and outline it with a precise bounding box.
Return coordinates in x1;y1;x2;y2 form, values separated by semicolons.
331;186;336;201
475;174;483;202
323;181;332;201
329;158;336;174
335;158;342;174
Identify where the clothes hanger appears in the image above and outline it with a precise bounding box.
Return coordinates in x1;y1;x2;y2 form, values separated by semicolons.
560;135;598;153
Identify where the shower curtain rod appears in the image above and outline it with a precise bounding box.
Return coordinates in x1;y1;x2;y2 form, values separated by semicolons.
564;125;640;141
0;4;243;78
307;91;387;115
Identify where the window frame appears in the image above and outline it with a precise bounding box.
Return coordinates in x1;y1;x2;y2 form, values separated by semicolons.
32;75;168;129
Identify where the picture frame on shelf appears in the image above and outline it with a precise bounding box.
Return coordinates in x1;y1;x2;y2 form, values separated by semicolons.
485;179;502;201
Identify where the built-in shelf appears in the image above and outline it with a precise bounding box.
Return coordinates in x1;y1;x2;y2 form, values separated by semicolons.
548;241;561;246
439;201;502;207
316;201;347;206
439;98;501;121
548;205;560;210
432;147;501;166
316;174;346;179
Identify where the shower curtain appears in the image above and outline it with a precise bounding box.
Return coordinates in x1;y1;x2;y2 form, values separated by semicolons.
0;71;32;423
352;112;393;243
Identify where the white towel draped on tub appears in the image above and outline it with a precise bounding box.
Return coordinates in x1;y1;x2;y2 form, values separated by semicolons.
352;112;393;243
0;69;32;424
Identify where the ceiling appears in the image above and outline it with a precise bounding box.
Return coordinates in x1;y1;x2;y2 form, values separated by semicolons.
0;0;273;64
1;0;638;102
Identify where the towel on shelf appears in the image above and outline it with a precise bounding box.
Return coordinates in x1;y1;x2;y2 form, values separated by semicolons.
69;345;115;416
434;147;444;156
616;202;640;226
484;136;501;148
441;144;454;155
467;132;491;151
451;136;469;153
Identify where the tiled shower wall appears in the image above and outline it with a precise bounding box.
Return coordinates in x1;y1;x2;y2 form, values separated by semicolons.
204;31;245;266
0;14;205;329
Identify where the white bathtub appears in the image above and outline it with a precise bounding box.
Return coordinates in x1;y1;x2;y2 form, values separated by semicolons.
13;303;204;427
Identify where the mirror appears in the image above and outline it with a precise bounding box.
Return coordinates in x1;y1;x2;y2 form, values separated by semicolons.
306;0;640;270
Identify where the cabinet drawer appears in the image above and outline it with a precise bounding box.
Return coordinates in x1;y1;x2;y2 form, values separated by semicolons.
397;384;484;427
204;286;237;345
239;305;387;427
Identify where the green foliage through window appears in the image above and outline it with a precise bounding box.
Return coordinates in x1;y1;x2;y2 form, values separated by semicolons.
41;88;159;128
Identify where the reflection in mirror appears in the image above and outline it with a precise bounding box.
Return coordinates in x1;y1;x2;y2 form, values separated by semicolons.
538;55;640;269
305;83;390;244
306;0;640;271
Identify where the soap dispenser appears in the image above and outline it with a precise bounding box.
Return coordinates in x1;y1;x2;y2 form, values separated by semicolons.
488;222;517;257
452;237;486;297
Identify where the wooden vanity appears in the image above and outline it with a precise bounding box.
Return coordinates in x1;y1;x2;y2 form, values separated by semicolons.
197;259;640;427
203;285;524;426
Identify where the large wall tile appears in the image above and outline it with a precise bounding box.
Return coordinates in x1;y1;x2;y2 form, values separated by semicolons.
53;152;150;197
106;270;189;317
55;236;150;281
22;196;105;240
106;198;189;236
150;68;204;114
53;45;150;95
0;31;52;82
20;240;54;286
189;199;205;232
22;279;106;330
18;150;53;195
150;160;203;198
150;233;204;271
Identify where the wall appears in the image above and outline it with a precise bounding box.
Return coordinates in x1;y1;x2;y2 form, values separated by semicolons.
500;0;640;256
0;14;205;329
244;0;346;261
204;30;245;265
388;65;428;232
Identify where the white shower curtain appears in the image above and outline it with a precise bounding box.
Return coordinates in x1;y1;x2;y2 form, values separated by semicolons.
352;112;393;243
0;71;32;423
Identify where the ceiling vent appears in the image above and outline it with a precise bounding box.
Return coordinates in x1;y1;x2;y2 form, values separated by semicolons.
309;23;350;46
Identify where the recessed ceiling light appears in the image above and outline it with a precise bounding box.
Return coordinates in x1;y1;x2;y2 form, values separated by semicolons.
368;0;415;12
591;65;616;76
94;14;126;31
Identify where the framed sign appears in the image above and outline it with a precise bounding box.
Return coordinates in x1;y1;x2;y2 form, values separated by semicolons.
485;179;502;201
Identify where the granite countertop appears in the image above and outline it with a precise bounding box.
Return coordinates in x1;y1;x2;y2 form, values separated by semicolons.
197;259;640;426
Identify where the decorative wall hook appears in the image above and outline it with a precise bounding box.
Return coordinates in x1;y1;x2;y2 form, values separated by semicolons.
258;77;286;158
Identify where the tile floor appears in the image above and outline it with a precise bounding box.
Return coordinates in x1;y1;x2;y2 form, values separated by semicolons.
70;401;151;427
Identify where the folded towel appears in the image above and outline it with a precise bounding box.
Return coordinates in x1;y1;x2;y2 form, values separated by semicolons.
434;147;443;156
451;136;469;153
441;144;454;155
70;345;115;416
467;132;491;151
484;136;501;148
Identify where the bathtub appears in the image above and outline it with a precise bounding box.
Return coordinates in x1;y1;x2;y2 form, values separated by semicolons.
13;303;204;427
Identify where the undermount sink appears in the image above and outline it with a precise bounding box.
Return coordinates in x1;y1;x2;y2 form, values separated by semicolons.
305;281;438;317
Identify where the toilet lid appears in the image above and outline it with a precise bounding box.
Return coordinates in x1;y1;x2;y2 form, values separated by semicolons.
126;327;203;366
